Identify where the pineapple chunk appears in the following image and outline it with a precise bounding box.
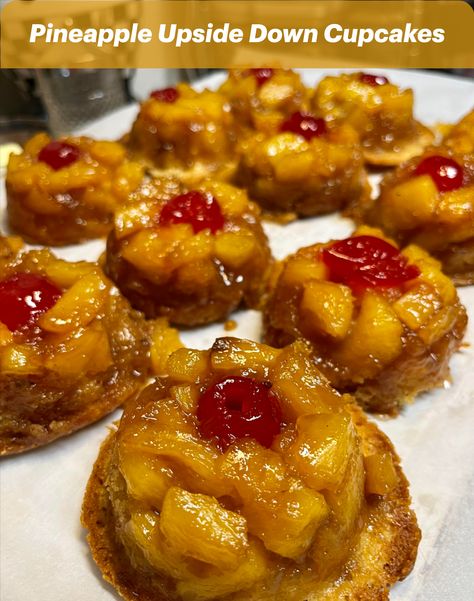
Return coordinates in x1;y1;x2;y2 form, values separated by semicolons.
281;256;327;286
114;200;156;240
286;413;357;490
121;225;191;279
126;509;197;581
0;322;13;347
119;399;230;498
417;305;459;345
150;318;183;375
245;486;329;558
214;231;256;269
169;231;213;270
43;260;95;289
274;148;314;181
334;291;403;380
169;385;199;413
218;439;288;501
160;487;249;571
167;348;210;384
119;451;175;508
177;541;268;601
393;282;442;330
402;244;456;304
38;270;109;333
382;175;438;229
0;344;42;374
175;260;216;293
200;181;249;216
44;322;112;375
271;342;343;420
437;187;474;225
310;452;365;577
300;280;353;339
364;452;398;495
89;140;126;165
210;337;281;379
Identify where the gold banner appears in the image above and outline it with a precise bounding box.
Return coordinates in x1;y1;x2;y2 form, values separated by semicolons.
1;0;473;69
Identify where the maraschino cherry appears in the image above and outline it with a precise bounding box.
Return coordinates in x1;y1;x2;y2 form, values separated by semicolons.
280;112;327;141
322;235;420;289
150;87;179;103
38;141;80;171
197;376;282;451
414;155;464;192
159;191;225;234
0;273;61;332
251;68;274;87
359;73;389;86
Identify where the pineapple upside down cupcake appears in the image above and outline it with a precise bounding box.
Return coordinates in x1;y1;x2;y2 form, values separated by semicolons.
361;148;474;285
263;227;467;414
0;236;173;455
82;337;420;601
6;133;144;246
127;84;236;183
105;178;273;327
219;68;310;134
236;111;370;217
313;72;434;166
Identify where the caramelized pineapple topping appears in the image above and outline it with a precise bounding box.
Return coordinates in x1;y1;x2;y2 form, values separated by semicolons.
6;133;144;246
236;117;371;217
263;227;467;413
361;147;474;285
219;68;310;134
313;72;434;165
109;337;407;600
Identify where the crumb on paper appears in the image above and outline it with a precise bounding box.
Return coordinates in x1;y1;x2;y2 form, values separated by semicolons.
224;319;237;331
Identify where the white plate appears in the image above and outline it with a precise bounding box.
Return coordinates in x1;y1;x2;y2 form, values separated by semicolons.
1;70;474;601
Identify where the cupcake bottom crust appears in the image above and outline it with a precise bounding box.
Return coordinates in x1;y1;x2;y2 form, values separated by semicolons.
433;238;474;286
0;303;151;455
82;405;420;601
7;192;112;247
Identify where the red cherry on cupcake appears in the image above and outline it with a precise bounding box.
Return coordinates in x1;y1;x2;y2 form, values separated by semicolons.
150;87;179;103
251;68;274;87
38;141;80;171
0;273;61;332
280;112;327;141
359;73;389;86
197;376;283;451
322;235;420;289
159;191;225;234
414;155;464;192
